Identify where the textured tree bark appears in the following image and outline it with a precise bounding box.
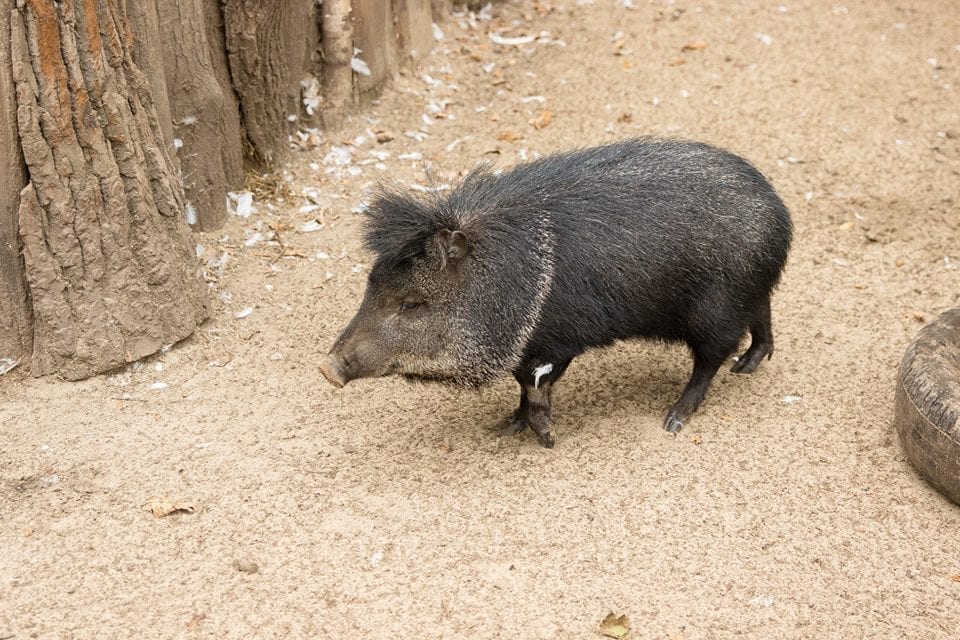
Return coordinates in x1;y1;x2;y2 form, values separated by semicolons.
157;0;231;229
11;0;207;380
222;0;314;167
352;0;397;99
125;0;176;159
2;0;452;379
201;0;244;186
393;0;434;64
0;6;31;365
321;0;353;130
430;0;453;22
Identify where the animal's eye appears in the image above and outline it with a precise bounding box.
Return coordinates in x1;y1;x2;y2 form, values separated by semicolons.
399;300;423;312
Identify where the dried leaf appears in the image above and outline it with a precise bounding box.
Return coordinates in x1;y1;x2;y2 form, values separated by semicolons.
682;41;707;52
599;613;630;638
617;112;634;123
951;574;960;582
185;613;207;630
530;110;553;130
667;58;687;67
144;496;197;517
497;131;524;142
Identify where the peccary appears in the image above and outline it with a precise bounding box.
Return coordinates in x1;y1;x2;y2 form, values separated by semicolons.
319;138;792;447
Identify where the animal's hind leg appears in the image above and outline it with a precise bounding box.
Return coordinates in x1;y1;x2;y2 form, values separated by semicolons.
731;296;774;374
498;385;529;437
664;341;737;433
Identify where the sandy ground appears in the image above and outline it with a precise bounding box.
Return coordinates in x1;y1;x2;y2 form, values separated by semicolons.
3;1;960;638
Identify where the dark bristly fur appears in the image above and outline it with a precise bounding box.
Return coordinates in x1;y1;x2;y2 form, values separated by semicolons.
324;137;793;447
362;188;444;269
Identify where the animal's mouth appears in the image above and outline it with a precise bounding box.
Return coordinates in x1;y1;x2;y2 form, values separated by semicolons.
322;353;492;388
318;356;347;388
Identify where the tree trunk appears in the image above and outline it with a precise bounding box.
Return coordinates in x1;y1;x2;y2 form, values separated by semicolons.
393;0;434;64
200;0;245;187
157;0;232;230
11;0;207;380
352;0;397;100
125;1;176;161
0;6;31;366
430;0;453;22
1;0;451;380
222;0;315;167
321;0;353;130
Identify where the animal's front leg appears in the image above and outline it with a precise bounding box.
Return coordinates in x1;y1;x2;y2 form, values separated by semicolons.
524;381;556;448
503;359;572;448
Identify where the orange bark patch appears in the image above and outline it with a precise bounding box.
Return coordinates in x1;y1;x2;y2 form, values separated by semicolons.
27;0;72;141
25;0;70;136
82;0;105;97
26;0;62;82
83;0;103;61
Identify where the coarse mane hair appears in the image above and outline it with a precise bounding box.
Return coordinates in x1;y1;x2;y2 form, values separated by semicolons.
362;167;499;268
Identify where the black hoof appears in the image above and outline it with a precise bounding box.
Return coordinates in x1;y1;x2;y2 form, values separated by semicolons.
536;431;556;448
731;344;772;374
730;358;758;374
663;413;684;434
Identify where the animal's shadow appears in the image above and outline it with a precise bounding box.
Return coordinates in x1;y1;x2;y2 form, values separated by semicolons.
452;338;764;439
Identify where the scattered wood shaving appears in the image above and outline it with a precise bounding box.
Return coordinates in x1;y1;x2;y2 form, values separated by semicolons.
144;496;197;517
497;131;524;142
246;171;293;202
489;32;536;46
530;110;553;130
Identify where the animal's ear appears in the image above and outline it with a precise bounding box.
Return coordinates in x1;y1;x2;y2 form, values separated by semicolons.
437;229;470;270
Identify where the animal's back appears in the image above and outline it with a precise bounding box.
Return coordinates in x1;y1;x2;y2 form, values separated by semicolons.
500;138;793;353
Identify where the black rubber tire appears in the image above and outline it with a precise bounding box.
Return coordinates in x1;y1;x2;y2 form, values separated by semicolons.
894;308;960;505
